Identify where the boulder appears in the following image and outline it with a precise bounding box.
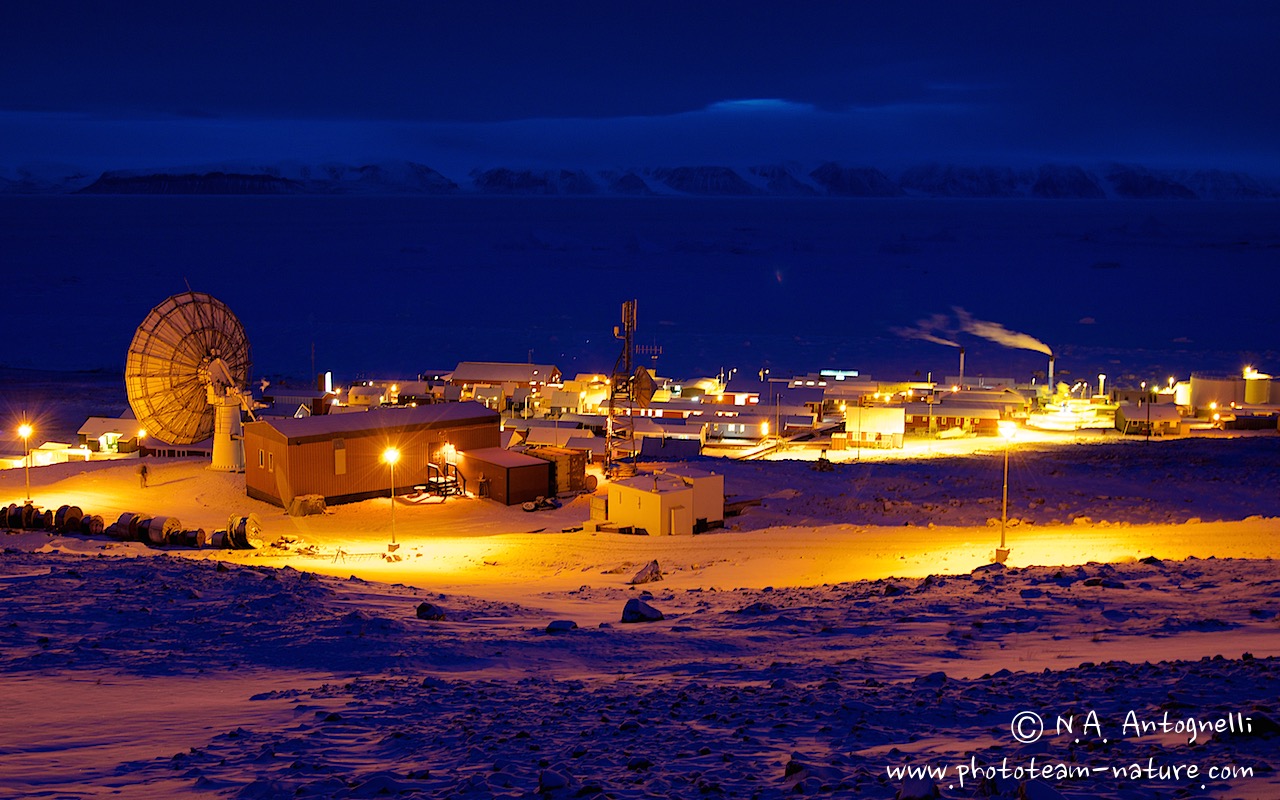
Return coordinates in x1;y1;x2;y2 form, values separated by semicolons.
545;620;578;634
629;559;662;585
288;494;327;517
416;602;447;621
621;598;664;624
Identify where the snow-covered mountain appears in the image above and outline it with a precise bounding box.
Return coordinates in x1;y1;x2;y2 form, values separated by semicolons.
2;159;1278;199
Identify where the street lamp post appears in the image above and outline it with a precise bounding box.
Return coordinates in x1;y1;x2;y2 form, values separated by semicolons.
383;447;400;552
996;421;1016;563
18;421;33;502
1146;381;1157;442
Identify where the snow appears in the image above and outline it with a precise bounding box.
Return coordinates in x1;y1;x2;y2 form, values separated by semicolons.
2;432;1279;798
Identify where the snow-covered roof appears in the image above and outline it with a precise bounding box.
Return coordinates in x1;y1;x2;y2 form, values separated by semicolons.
565;436;605;455
78;414;140;438
612;474;690;495
248;402;497;442
1116;403;1181;423
457;446;548;469
451;362;560;385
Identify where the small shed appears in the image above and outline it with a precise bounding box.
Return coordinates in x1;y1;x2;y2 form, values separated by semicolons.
844;406;906;448
1115;403;1181;436
607;474;694;536
453;447;551;506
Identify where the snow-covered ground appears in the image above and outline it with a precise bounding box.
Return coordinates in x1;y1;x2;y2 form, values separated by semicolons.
2;435;1279;798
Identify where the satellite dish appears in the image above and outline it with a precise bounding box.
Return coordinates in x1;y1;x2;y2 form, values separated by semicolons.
125;291;254;471
632;366;657;409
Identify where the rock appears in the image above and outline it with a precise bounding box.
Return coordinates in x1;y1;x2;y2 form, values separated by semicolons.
287;494;327;517
913;671;947;687
416;602;447;621
621;598;664;623
545;620;578;634
536;768;569;793
1140;555;1163;565
972;562;1006;576
629;559;663;585
1083;577;1126;589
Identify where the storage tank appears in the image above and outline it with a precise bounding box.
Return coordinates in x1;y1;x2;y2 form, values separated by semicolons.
1189;373;1243;415
1245;376;1270;405
1244;368;1272;405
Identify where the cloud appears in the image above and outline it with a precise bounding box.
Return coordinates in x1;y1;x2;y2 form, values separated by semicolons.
1078;317;1096;325
705;99;817;114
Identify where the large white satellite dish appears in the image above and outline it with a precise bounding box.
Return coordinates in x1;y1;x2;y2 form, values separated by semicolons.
125;291;255;472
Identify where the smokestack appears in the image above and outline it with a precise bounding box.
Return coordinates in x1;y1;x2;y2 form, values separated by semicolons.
1048;355;1056;387
958;347;965;386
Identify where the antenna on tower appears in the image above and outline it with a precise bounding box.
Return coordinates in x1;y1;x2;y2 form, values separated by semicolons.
606;300;638;476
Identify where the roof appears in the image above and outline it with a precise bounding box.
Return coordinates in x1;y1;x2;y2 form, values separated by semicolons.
451;361;560;384
612;474;691;495
565;436;605;455
78;414;139;438
1117;404;1181;422
247;402;497;442
457;446;548;469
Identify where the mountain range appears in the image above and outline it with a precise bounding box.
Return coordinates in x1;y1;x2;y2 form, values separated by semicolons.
3;160;1278;200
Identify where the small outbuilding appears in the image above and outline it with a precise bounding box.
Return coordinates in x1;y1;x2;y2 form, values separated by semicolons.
606;474;694;535
453;447;552;506
1115;403;1181;436
603;468;725;535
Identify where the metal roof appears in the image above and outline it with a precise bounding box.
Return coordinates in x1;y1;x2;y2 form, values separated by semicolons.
248;402;497;442
457;446;548;469
451;361;560;384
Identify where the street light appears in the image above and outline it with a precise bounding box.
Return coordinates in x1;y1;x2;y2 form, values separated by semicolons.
995;420;1017;564
1146;381;1157;442
18;421;32;502
383;447;400;551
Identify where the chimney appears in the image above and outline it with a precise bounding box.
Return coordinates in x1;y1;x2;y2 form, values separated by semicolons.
1048;355;1056;387
958;347;965;386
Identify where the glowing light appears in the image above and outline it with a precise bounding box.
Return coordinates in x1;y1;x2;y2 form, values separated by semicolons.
137;429;147;439
761;421;770;437
18;421;33;502
1209;402;1218;411
382;447;401;465
998;421;1018;440
951;385;959;393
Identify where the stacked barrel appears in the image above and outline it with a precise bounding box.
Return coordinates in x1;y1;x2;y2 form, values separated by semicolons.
2;502;256;549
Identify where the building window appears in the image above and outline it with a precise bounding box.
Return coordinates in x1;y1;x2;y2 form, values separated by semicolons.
268;452;274;473
258;449;264;468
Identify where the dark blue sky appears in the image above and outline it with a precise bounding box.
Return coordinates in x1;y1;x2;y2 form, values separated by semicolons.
4;2;1279;171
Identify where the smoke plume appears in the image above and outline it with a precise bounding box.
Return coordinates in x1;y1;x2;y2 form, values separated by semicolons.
893;313;960;348
955;308;1052;356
